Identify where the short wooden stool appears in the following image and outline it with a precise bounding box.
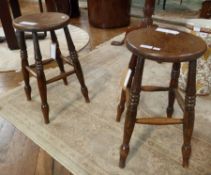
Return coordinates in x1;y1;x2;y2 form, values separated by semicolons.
116;27;207;168
13;12;90;124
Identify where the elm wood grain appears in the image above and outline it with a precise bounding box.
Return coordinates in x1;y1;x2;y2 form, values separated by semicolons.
141;86;169;91
14;12;89;123
46;70;75;84
126;27;207;62
87;0;131;28
13;13;70;32
117;27;207;168
136;117;183;125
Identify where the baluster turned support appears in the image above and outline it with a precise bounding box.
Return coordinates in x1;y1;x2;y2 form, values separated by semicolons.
50;30;68;85
167;63;181;118
18;31;32;101
119;56;145;168
116;54;138;122
32;32;49;124
182;60;196;167
63;26;90;103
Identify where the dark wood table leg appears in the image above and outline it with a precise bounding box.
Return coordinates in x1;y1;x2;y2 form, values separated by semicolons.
9;0;22;18
111;0;156;46
0;0;19;50
45;0;80;17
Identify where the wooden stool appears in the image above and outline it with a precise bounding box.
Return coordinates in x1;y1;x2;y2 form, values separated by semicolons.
13;12;90;124
116;27;207;168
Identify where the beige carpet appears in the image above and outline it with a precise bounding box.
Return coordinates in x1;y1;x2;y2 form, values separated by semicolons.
0;34;211;175
0;24;89;72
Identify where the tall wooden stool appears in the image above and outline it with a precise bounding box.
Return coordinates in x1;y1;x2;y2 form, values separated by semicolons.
116;27;207;168
13;12;89;124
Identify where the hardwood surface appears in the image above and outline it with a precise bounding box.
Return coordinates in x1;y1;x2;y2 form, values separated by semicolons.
0;1;139;174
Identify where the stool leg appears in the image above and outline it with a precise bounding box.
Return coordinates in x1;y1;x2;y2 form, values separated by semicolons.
167;63;180;118
50;30;68;85
116;54;137;122
17;31;31;101
182;60;196;167
32;32;49;124
119;57;145;168
63;26;90;103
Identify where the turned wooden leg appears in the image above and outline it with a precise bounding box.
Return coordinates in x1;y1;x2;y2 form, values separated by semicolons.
32;32;49;124
63;26;90;103
116;54;137;122
182;60;196;167
167;63;180;118
119;57;145;168
17;31;32;101
50;30;68;85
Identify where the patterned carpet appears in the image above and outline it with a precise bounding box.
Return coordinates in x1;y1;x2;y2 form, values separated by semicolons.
0;34;210;175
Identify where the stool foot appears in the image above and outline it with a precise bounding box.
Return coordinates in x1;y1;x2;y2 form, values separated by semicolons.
24;86;31;101
63;78;68;86
81;86;90;103
119;144;129;168
116;105;125;122
182;144;191;168
41;104;49;124
166;107;174;118
167;63;180;118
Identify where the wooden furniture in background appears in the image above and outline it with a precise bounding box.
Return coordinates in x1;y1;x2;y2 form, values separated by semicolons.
0;0;46;50
0;0;19;50
13;12;89;123
157;0;183;10
111;0;156;45
87;0;131;28
116;27;207;168
200;0;211;18
44;0;80;17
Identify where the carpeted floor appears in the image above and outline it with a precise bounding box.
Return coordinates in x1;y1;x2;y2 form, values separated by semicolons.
0;34;210;175
0;25;89;72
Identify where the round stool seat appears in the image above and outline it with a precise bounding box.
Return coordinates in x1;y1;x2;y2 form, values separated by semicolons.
126;27;207;62
13;12;69;32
